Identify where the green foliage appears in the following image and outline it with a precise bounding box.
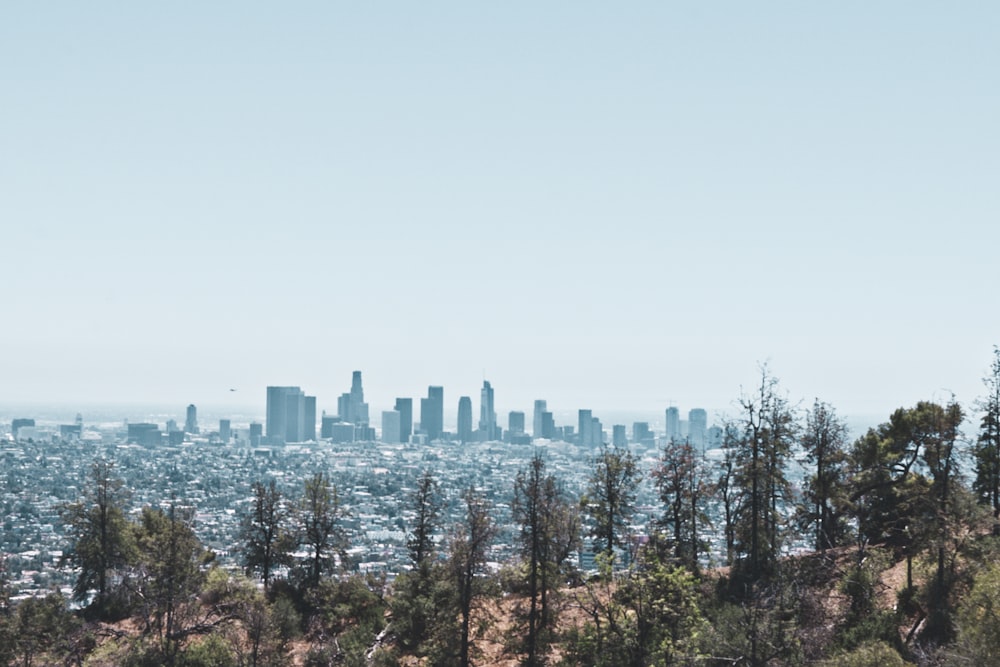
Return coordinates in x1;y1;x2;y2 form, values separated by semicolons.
240;480;296;592
449;487;498;667
563;542;706;666
11;592;81;667
818;641;910;667
798;400;852;551
703;577;803;667
133;503;210;647
511;452;581;665
951;560;1000;666
61;459;137;617
974;346;1000;528
732;366;797;581
296;473;348;590
179;634;237;667
305;574;387;666
390;563;456;658
584;444;641;561
407;470;442;568
653;439;711;571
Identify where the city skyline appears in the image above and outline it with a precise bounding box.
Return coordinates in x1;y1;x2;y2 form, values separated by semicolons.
3;3;998;420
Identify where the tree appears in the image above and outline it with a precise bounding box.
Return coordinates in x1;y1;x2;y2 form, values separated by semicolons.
450;487;498;667
240;480;296;592
799;400;851;551
61;459;136;616
391;470;447;657
652;439;710;571
733;366;797;580
407;469;441;570
848;400;966;643
974;346;1000;533
716;424;742;567
11;592;80;667
563;538;706;667
133;503;211;660
297;473;347;589
511;452;580;666
584;444;641;563
953;560;1000;666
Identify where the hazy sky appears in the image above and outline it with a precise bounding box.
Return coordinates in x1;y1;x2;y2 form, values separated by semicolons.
3;3;998;422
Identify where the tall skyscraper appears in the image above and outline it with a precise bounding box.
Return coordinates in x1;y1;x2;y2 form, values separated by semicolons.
688;408;708;449
541;411;555;440
421;386;444;440
457;396;473;443
337;371;370;424
219;419;231;443
304;395;317;441
381;410;401;443
533;399;547;438
591;416;604;446
612;424;628;447
266;386;316;444
479;380;497;441
394;397;413;443
184;404;198;434
508;411;525;435
578;409;593;447
665;406;681;443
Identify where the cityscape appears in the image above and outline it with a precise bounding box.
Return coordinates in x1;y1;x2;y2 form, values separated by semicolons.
1;371;726;594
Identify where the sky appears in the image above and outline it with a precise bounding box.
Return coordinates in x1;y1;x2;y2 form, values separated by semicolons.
2;3;999;425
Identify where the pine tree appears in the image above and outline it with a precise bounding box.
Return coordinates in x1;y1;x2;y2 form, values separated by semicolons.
585;444;641;563
974;346;1000;533
799;400;851;551
60;459;136;617
240;480;295;592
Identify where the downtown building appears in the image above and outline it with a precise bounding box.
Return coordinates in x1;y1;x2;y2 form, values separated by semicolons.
266;386;317;444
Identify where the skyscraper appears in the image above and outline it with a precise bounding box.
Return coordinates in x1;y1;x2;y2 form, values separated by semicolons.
541;411;555;440
185;404;198;434
266;386;315;444
612;424;627;447
665;406;681;443
219;419;231;443
508;411;525;435
395;397;413;443
304;395;317;441
688;408;708;449
533;399;547;438
457;396;473;443
381;410;401;443
421;386;444;440
479;380;497;441
337;371;370;425
578;409;593;447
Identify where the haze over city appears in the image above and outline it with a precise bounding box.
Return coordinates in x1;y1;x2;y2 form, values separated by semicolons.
3;3;998;420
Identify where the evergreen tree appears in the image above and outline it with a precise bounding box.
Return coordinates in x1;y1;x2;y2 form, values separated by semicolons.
653;438;710;571
798;400;851;551
297;473;347;589
133;503;211;659
240;480;296;592
450;487;497;667
974;346;1000;533
733;367;797;580
60;459;136;617
407;469;441;569
584;444;641;562
511;453;580;666
391;469;446;657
